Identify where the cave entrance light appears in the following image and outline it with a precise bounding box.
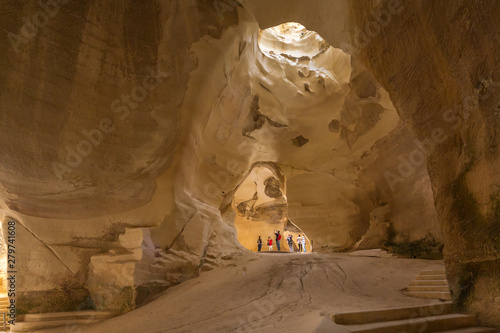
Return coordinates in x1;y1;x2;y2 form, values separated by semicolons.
258;22;330;59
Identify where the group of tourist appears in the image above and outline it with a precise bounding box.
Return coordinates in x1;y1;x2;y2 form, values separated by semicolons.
256;230;307;252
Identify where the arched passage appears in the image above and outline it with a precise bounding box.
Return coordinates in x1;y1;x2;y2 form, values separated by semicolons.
231;163;311;252
182;17;442;257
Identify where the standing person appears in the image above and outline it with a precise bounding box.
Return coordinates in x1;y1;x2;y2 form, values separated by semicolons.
302;235;307;253
274;230;282;251
287;234;294;252
267;236;273;251
257;236;262;252
297;235;302;252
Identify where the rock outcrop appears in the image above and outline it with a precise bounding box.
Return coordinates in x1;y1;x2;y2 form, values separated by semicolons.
348;0;500;325
354;204;392;250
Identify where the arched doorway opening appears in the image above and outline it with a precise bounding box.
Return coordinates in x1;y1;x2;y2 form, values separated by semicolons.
231;163;311;252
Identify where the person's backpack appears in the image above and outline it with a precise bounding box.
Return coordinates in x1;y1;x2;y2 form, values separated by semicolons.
277;234;282;241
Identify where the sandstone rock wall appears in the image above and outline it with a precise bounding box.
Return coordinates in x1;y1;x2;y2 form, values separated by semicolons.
1;0;494;326
0;0;244;313
347;0;500;326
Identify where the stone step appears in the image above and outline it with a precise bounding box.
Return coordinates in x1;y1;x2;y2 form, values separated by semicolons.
136;262;168;273
410;280;449;286
416;275;447;280
343;313;477;333
154;257;170;265
332;302;453;325
11;318;103;332
406;286;450;292
91;248;145;263
348;249;394;258
420;270;446;275
434;327;497;333
18;310;118;322
404;291;451;300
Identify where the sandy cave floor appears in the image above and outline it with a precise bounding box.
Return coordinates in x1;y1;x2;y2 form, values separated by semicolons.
53;253;446;333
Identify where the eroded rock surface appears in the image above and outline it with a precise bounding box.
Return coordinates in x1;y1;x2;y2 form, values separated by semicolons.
0;0;497;327
348;0;500;325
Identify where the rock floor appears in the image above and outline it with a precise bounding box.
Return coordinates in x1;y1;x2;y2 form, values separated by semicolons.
47;252;447;333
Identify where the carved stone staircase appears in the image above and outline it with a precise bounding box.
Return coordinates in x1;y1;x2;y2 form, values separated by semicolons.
404;270;451;300
332;302;496;332
10;310;118;332
0;295;9;332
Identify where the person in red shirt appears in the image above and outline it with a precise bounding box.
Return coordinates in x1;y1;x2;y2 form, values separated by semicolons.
267;236;273;251
274;230;282;251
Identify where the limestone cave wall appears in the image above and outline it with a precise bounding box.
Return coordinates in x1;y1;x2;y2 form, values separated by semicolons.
348;0;500;325
0;0;496;326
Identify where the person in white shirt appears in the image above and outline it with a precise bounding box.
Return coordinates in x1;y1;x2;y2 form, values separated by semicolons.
297;235;302;252
287;234;294;252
